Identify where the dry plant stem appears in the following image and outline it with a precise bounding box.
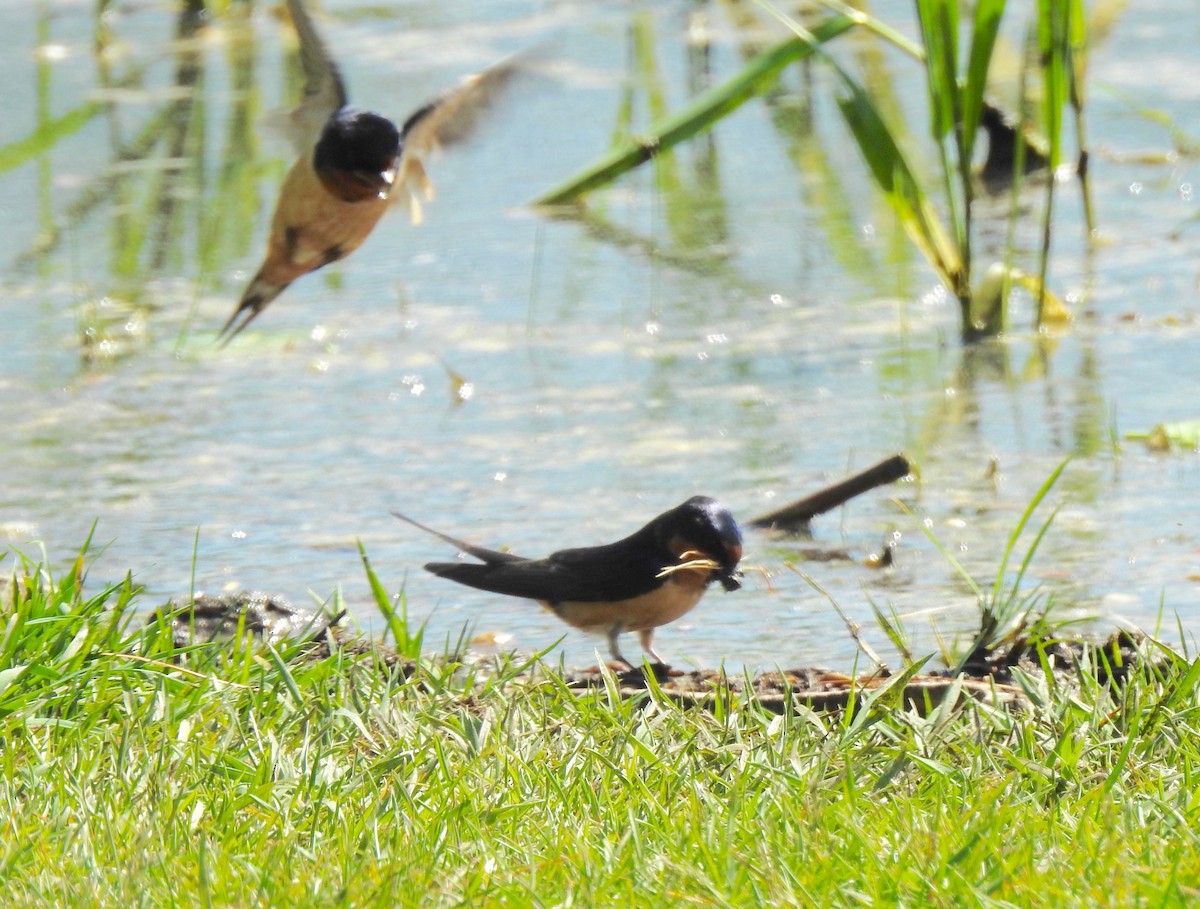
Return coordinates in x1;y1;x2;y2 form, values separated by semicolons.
655;557;722;580
788;565;888;673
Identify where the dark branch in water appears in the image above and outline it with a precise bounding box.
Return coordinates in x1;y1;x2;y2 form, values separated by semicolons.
749;454;911;533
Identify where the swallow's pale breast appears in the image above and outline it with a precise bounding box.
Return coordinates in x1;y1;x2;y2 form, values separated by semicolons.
254;148;391;290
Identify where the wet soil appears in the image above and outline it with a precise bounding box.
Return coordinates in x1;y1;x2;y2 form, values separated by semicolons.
160;593;1148;715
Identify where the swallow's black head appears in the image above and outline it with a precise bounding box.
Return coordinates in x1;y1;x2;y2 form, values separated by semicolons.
314;108;402;200
666;496;744;591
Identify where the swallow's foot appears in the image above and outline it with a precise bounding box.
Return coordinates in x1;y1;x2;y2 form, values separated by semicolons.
613;661;678;687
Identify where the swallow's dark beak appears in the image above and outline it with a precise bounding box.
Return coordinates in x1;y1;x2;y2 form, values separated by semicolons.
717;543;743;591
353;163;397;199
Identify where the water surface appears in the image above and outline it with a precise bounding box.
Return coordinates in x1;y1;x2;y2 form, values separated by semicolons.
2;0;1197;669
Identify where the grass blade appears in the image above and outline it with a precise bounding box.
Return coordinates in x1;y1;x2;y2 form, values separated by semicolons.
988;457;1070;609
357;540;408;649
962;0;1008;162
915;0;959;143
831;61;964;295
1037;0;1070;169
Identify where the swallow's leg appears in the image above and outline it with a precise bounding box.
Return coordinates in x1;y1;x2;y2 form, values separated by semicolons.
605;624;634;670
638;629;667;666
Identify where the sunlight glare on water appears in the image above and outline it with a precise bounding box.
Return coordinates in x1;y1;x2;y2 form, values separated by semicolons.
1;0;1198;670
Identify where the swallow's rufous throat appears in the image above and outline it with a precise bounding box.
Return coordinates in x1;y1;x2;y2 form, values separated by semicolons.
393;497;744;667
219;0;517;342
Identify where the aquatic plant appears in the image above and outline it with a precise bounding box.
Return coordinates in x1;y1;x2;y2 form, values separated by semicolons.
538;1;1095;341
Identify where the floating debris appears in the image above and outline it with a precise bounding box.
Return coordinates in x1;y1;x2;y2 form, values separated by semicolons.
153;590;343;648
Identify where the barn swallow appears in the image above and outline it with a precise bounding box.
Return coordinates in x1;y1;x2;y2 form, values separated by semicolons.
219;0;517;343
393;497;744;667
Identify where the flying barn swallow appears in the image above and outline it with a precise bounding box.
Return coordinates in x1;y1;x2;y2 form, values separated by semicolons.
219;0;518;342
393;497;744;667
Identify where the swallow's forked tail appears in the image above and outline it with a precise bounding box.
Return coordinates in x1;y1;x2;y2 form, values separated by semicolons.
218;271;291;345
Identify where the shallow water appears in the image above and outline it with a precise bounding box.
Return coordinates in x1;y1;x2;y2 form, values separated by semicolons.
1;0;1197;670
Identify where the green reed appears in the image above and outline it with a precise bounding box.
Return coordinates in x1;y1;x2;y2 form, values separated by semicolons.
537;1;1096;341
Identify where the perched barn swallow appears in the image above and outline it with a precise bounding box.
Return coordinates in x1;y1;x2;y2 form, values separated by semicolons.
393;497;744;667
219;0;517;342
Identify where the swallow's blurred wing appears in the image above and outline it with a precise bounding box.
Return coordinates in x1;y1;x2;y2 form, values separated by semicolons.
391;56;524;224
284;0;349;152
399;57;523;152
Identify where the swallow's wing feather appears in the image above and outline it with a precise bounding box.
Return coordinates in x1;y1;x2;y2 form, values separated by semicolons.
423;559;637;604
284;0;349;152
391;55;524;224
398;57;522;152
426;538;668;605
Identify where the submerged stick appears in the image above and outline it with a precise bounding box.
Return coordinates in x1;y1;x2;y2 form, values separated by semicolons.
749;454;911;532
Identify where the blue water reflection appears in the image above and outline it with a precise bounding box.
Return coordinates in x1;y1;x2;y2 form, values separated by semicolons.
2;0;1197;670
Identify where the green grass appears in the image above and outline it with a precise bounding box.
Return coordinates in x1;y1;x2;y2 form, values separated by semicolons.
2;542;1199;907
